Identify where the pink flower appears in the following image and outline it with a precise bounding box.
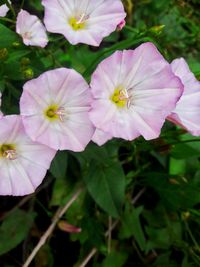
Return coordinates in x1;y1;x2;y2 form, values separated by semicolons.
0;115;56;196
168;58;200;136
42;0;126;46
20;68;94;151
0;1;10;17
16;9;48;48
89;42;183;141
92;128;112;146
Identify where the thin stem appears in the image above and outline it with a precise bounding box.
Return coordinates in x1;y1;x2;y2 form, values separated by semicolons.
108;216;112;254
124;25;139;33
79;248;97;267
22;187;84;267
0;17;15;24
185;222;199;249
5;0;16;18
20;0;25;9
78;188;146;267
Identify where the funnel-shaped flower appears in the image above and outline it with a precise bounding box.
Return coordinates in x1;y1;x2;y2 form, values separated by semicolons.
0;115;56;196
0;1;10;17
20;68;94;151
16;9;48;48
168;58;200;136
42;0;126;46
89;42;183;141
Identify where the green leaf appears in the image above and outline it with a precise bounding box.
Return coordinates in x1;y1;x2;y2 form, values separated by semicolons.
50;178;69;206
6;50;31;63
78;217;104;248
119;205;146;251
0;209;36;255
101;251;128;267
49;151;68;179
182;254;191;267
83;160;125;218
0;23;19;48
143;172;200;210
171;143;200;159
169;157;186;175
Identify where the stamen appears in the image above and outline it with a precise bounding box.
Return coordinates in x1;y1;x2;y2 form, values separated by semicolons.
118;89;129;101
3;149;17;160
111;87;133;109
120;88;134;109
55;107;67;122
76;13;89;24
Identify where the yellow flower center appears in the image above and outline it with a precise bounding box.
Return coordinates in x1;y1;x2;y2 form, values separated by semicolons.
69;14;88;31
45;105;67;122
111;87;129;108
69;17;86;31
0;144;17;160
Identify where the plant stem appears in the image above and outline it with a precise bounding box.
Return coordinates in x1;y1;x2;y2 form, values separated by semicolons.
78;188;146;267
0;17;15;24
22;187;84;267
5;0;16;18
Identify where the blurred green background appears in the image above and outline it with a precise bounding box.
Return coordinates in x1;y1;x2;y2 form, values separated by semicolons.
0;0;200;266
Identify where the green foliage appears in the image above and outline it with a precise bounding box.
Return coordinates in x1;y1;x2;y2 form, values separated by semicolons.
119;205;146;251
0;209;36;256
83;159;125;218
0;24;19;48
100;251;128;267
0;0;200;266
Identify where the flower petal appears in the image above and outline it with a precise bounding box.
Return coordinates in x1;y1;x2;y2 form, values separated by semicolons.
90;42;183;140
168;58;200;136
42;0;126;46
0;115;56;196
20;68;94;151
0;2;10;17
16;9;48;48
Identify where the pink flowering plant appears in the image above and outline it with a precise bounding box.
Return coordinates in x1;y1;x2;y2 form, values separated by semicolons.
0;1;200;266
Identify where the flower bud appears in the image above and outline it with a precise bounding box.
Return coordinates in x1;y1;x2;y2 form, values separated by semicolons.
181;211;190;221
0;48;8;61
12;42;21;48
149;25;165;35
58;220;81;233
21;57;31;66
22;68;34;79
117;19;126;31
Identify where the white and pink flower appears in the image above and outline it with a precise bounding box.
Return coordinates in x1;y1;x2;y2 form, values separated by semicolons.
0;1;10;17
16;9;48;48
89;42;183;141
20;68;94;151
168;58;200;136
42;0;126;46
0;115;56;196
